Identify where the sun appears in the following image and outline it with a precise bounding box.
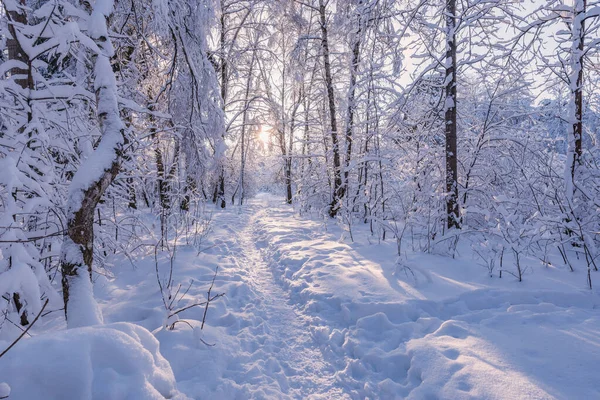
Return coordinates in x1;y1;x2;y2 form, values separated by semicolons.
258;126;271;146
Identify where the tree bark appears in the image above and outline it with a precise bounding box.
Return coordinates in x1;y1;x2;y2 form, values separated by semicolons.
444;0;460;230
285;104;296;205
216;1;228;209
566;0;586;201
238;47;256;206
5;0;32;326
319;0;342;217
342;12;362;209
5;0;31;91
60;0;124;327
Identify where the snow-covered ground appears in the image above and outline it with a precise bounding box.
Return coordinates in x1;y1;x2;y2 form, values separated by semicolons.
254;195;600;399
2;194;599;399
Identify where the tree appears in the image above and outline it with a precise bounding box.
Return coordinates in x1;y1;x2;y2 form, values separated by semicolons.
0;0;84;328
444;0;459;229
317;0;343;217
60;0;125;327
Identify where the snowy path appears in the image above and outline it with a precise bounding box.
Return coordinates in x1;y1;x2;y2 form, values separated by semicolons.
219;204;348;399
96;195;600;399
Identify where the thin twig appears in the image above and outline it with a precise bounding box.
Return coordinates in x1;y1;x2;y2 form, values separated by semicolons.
201;267;225;330
171;301;208;316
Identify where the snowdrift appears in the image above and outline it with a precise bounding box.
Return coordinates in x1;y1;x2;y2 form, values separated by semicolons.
0;322;187;400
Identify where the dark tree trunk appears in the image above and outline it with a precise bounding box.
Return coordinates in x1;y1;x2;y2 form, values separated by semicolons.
569;0;586;186
285;99;298;205
319;0;342;217
218;168;226;209
212;181;219;204
5;0;32;326
155;151;168;211
12;292;28;326
6;1;31;91
127;177;137;209
444;0;460;230
216;3;227;209
285;158;293;204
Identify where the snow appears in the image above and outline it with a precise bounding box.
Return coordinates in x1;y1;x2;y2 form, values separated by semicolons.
250;195;600;398
88;0;115;55
64;0;122;216
2;195;598;398
94;199;344;398
1;0;598;397
0;254;42;316
53;194;598;399
0;322;187;400
60;237;104;328
64;269;104;328
66;54;123;215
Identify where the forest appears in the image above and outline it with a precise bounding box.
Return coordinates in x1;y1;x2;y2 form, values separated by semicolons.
0;0;599;399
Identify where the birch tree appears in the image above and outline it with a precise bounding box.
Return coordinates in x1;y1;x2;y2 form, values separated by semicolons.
444;0;459;229
60;0;125;327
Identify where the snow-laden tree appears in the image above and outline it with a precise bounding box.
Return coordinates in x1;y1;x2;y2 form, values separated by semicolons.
0;0;92;329
60;0;126;327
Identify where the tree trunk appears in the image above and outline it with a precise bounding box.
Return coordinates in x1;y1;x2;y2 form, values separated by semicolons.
148;99;170;211
218;167;226;208
444;0;460;230
284;89;299;205
216;2;228;209
148;100;169;245
239;123;246;206
565;0;586;202
239;44;257;206
60;1;124;328
300;85;310;189
5;0;31;91
342;7;363;209
319;0;342;217
5;0;32;326
285;120;294;205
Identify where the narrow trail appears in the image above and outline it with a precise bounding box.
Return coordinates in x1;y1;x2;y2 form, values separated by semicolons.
96;195;600;399
222;200;349;399
91;193;600;400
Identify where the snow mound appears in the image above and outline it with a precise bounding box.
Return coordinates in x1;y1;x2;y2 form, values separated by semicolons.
0;322;188;400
